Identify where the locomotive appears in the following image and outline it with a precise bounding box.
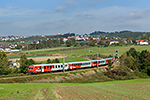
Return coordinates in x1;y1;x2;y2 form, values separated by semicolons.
28;57;114;74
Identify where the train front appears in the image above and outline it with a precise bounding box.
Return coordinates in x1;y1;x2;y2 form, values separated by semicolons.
28;65;35;74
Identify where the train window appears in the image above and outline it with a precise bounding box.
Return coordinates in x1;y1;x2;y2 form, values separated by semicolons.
56;65;57;68
50;66;52;68
39;67;41;69
44;66;46;69
47;66;49;69
58;65;60;68
61;65;63;68
65;64;67;67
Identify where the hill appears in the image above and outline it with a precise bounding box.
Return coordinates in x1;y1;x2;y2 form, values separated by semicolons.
90;30;150;38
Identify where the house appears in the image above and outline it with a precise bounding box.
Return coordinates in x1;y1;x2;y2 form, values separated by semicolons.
110;40;119;45
137;40;149;45
63;38;68;42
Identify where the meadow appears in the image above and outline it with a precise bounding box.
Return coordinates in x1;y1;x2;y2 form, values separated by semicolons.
20;45;150;57
0;78;150;100
7;55;50;59
39;56;89;64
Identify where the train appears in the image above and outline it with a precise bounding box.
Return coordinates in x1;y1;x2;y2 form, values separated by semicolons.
28;57;114;74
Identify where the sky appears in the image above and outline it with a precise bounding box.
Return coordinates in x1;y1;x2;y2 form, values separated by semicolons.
0;0;150;36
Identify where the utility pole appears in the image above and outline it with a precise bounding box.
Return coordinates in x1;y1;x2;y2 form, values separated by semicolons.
97;49;98;69
99;45;101;52
63;53;65;73
107;47;108;56
84;46;86;56
27;45;28;54
35;44;36;54
118;50;119;59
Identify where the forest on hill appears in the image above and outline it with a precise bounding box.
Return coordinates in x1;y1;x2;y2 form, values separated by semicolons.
90;30;150;38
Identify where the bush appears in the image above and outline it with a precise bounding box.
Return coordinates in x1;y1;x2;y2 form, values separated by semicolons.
105;69;128;79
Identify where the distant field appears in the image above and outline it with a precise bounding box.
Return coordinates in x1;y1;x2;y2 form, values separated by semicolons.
0;42;30;45
20;45;150;56
7;55;50;59
37;56;89;64
0;78;150;100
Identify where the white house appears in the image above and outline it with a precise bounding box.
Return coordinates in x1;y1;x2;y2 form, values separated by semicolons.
137;40;149;45
110;40;119;45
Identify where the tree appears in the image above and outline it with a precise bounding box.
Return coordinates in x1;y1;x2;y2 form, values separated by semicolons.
118;39;125;45
108;60;113;70
126;48;139;59
60;37;64;45
70;38;76;45
19;54;29;74
47;59;51;64
28;59;35;65
66;39;72;47
52;58;60;63
104;41;110;47
16;44;22;49
89;40;96;46
81;42;84;46
98;40;104;46
0;51;9;75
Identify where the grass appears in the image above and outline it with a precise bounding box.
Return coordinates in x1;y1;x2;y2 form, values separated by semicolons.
0;83;56;100
0;78;150;100
38;56;89;64
7;55;51;59
19;45;150;57
0;42;31;45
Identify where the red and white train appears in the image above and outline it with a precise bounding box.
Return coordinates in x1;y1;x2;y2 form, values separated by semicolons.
28;57;114;74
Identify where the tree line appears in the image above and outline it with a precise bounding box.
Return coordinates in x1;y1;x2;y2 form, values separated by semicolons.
0;52;60;75
90;30;150;38
120;48;150;76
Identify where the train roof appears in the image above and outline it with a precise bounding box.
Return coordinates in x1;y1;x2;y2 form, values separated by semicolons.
29;57;114;67
68;60;91;64
30;63;68;67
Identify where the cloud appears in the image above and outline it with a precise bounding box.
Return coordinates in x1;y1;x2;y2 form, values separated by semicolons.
54;6;66;12
1;5;150;36
88;0;103;5
0;20;12;24
66;0;77;5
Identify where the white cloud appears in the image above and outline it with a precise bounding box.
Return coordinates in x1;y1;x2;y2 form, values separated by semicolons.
66;0;77;5
0;20;12;24
54;6;66;12
1;5;150;36
88;0;103;5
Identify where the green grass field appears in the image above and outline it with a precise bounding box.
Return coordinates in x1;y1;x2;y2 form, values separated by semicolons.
7;55;51;59
20;45;150;57
0;78;150;100
38;56;89;64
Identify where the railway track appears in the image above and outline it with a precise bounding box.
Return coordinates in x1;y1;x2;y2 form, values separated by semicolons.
0;65;108;79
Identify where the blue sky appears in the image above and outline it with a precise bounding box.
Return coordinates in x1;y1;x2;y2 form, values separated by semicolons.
0;0;150;36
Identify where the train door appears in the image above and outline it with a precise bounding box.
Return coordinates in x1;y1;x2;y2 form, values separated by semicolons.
42;66;44;72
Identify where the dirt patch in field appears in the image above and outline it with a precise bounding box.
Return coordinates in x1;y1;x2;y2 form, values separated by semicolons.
115;82;150;92
53;83;150;100
9;56;64;62
34;89;44;100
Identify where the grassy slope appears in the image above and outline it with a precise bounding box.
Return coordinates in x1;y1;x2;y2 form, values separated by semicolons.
0;78;150;100
40;56;89;64
19;45;150;56
7;55;50;59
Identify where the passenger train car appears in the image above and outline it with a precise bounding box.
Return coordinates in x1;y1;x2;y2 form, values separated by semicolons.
28;57;114;74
